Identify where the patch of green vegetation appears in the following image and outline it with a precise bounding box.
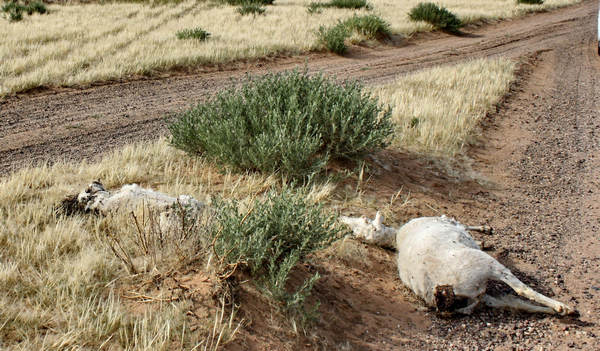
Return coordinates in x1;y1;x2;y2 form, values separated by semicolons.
176;27;211;41
517;0;543;4
308;0;370;11
169;69;393;179
408;2;462;32
317;14;391;54
237;3;265;16
210;189;344;324
343;14;391;39
1;0;46;22
317;24;350;54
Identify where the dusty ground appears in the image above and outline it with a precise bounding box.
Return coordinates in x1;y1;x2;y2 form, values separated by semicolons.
2;0;599;350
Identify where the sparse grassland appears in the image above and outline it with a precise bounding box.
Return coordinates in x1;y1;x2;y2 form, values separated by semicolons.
0;0;578;95
0;57;516;348
373;58;516;156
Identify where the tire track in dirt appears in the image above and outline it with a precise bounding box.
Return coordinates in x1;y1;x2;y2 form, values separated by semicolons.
0;0;596;174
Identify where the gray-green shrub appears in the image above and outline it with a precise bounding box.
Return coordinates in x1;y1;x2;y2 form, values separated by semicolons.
2;0;46;22
343;14;391;39
317;24;350;54
308;0;370;10
211;189;343;321
237;3;265;16
169;69;393;179
408;2;462;32
317;15;391;54
176;27;211;41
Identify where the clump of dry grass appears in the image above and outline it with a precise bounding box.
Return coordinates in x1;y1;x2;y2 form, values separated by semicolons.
0;0;578;95
373;57;516;156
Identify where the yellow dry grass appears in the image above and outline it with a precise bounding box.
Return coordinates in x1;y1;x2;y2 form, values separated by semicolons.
0;57;515;348
374;57;516;156
0;0;577;95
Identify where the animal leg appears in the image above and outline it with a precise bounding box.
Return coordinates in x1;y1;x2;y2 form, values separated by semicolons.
495;268;575;315
483;295;555;314
455;300;481;314
465;225;493;235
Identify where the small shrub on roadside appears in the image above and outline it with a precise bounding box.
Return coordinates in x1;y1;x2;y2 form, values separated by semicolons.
408;2;462;32
210;189;344;322
308;0;370;11
1;0;46;22
169;69;393;179
317;24;349;54
176;27;211;41
517;0;543;4
343;14;391;39
317;15;391;53
237;3;265;16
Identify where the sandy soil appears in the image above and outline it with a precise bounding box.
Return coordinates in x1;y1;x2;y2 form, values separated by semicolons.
2;1;599;350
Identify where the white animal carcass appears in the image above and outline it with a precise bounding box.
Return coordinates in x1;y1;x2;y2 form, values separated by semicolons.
340;213;576;315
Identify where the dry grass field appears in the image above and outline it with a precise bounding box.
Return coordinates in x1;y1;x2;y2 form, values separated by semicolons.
0;0;578;95
0;57;515;349
374;58;515;156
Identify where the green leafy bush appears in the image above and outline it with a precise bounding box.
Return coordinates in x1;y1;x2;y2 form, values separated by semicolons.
176;27;211;41
169;69;393;179
342;14;391;39
2;0;46;22
210;189;343;320
317;24;350;54
517;0;543;4
237;3;265;16
408;2;462;32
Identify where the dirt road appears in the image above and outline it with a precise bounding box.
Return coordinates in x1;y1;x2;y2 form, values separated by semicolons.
0;0;597;174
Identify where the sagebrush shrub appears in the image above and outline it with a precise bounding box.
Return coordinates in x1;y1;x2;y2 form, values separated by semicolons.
408;2;462;32
176;27;211;41
317;15;391;54
237;3;265;16
517;0;543;4
317;24;349;54
2;0;46;22
342;14;391;39
169;69;393;179
210;189;343;320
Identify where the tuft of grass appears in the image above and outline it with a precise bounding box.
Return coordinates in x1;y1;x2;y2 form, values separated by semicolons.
517;0;543;4
408;2;462;32
169;69;393;179
176;27;211;40
211;188;343;322
237;3;266;16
